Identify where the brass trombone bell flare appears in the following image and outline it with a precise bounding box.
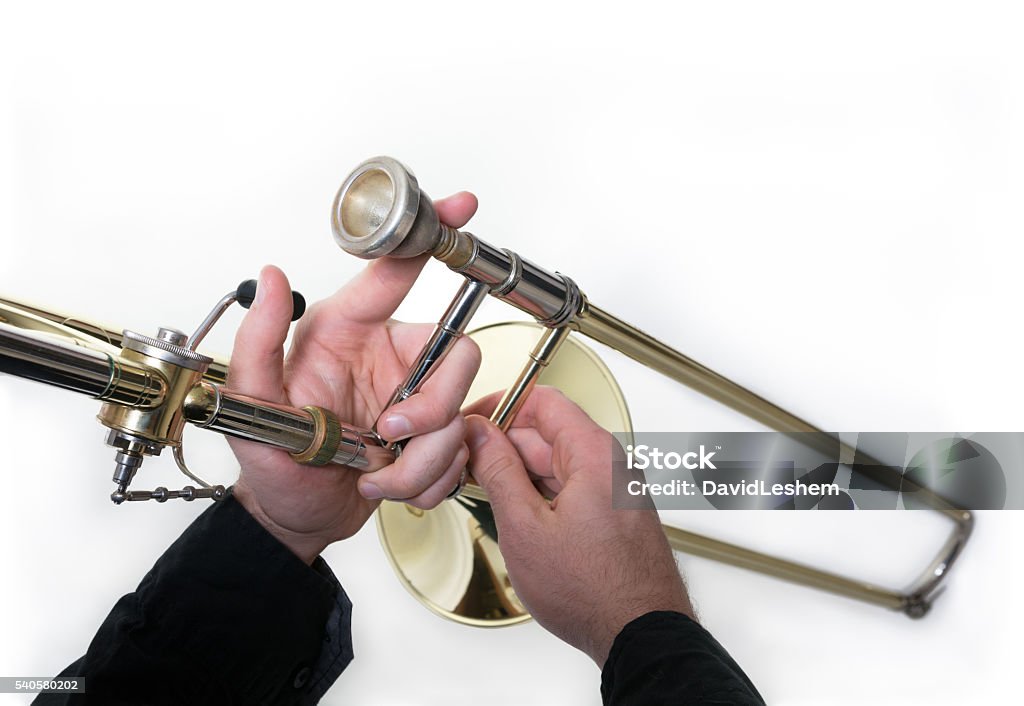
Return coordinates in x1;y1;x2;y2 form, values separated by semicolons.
376;322;634;627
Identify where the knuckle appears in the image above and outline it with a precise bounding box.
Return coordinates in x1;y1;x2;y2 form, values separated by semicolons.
454;442;470;470
404;490;443;510
379;470;424;498
474;454;519;504
478;452;517;480
388;449;446;498
407;457;466;510
414;394;457;429
533;385;568;403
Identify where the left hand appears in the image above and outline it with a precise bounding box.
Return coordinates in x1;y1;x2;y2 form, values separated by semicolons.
228;193;482;563
464;386;692;666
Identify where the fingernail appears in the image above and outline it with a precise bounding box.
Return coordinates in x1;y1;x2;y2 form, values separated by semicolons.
466;418;490;452
360;482;383;500
382;413;412;439
254;270;267;308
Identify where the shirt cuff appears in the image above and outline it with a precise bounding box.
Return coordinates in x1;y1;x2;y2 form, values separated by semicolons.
601;610;764;705
301;558;354;704
124;491;354;703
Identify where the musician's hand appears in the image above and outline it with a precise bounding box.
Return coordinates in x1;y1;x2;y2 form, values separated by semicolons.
464;387;693;666
227;193;481;564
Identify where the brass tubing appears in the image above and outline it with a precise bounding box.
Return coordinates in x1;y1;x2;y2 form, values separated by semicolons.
663;525;906;610
183;382;394;472
575;301;820;435
490;326;571;432
573;302;962;514
0;296;127;349
568;306;971;612
0;321;165;408
0;296;229;385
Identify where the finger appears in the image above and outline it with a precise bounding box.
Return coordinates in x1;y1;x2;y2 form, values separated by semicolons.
378;333;482;441
403;442;470;509
461;389;503;419
322;255;430;325
227;265;292;403
465;415;547;524
463;387;596;447
488;386;600;449
435;191;478;228
506;427;555;479
460;394;558;477
552;424;614;489
461;394;558;475
358;415;466;501
534;477;562;499
317;191;479;326
469;387;611;488
463;391;580;475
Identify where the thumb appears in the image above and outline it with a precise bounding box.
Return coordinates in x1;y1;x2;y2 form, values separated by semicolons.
466;415;546;524
227;265;291;403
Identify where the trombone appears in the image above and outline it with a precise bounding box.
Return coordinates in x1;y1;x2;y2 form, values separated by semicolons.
0;156;972;627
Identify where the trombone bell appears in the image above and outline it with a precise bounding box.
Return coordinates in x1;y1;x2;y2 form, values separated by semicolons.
376;322;632;627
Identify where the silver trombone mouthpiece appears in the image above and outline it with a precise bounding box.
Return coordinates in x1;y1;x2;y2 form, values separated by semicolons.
331;156;441;259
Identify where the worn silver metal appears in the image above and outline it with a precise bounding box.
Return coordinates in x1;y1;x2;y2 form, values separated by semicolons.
115;484;227;504
182;381;394;472
330;157;583;326
105;429;167;500
493;249;524;296
186;292;238;350
172;445;212;489
157;328;188;346
122;329;213;372
332;156;439;259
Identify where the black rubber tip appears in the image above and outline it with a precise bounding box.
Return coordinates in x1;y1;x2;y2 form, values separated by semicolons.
236;279;258;308
290;291;306;321
236;279;306;322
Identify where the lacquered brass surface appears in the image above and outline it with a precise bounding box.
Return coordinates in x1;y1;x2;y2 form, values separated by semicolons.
97;346;204;447
377;322;973;623
574;300;821;435
289;405;342;466
490;325;571;432
0;296;229;384
376;322;632;626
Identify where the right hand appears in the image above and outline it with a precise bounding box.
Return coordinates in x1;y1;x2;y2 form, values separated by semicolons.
464;387;693;667
227;193;482;564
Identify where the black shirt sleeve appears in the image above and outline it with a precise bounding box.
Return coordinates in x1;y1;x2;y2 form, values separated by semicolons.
34;491;353;706
601;611;764;706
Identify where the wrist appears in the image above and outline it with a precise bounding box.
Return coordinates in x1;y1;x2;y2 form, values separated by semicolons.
232;483;329;565
590;596;694;666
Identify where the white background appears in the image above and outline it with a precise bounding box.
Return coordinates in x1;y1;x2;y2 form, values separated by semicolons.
1;1;1022;704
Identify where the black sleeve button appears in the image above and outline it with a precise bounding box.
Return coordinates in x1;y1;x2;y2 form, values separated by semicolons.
292;665;312;689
